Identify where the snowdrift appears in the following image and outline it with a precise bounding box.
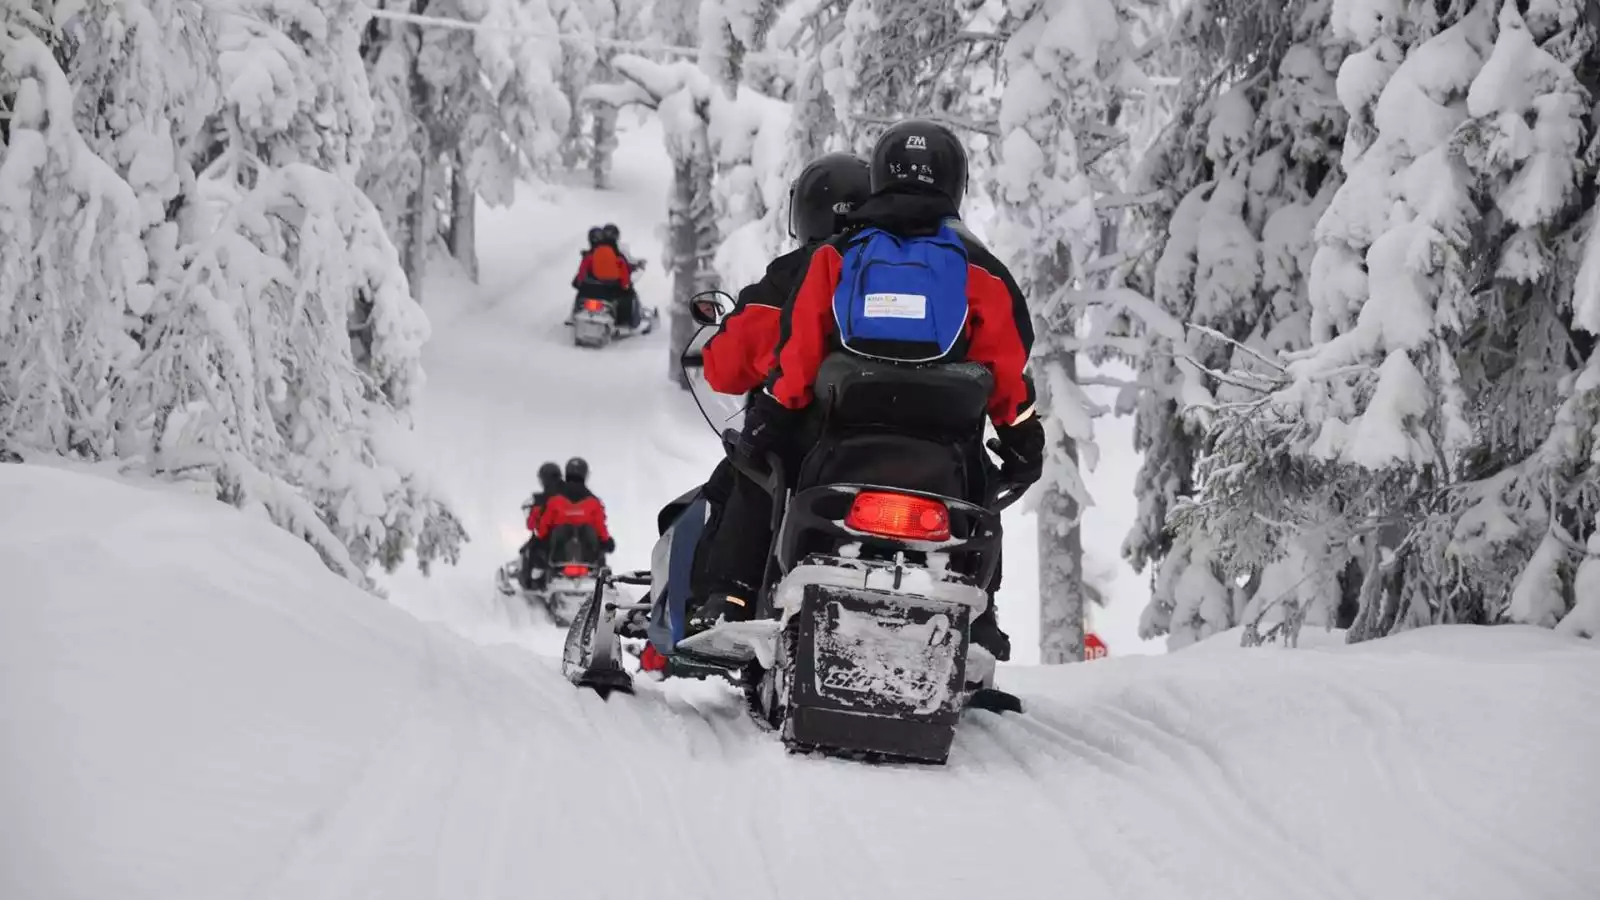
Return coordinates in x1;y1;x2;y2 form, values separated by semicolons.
4;463;1598;900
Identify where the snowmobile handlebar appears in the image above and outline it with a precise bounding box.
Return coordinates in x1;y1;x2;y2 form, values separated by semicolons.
984;438;1031;513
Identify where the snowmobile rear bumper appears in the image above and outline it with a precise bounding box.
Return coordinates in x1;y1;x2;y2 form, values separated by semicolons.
785;584;969;764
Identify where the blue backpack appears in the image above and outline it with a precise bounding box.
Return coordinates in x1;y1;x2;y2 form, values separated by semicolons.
831;223;970;363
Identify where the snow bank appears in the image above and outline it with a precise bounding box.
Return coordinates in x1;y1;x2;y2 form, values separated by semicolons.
5;462;1599;900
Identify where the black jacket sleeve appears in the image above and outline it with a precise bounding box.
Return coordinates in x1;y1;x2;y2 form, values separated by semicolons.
733;243;817;311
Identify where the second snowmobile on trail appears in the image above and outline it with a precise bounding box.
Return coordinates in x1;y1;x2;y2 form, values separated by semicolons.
569;258;658;349
495;524;607;627
562;292;1026;765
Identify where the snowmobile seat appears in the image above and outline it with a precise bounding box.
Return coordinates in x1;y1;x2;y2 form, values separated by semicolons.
547;523;603;566
795;353;991;501
811;352;992;439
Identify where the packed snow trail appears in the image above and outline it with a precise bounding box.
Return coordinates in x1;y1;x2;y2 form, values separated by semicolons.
5;462;1600;900
380;118;722;653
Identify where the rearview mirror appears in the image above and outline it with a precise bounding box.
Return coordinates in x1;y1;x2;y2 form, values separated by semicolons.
689;290;735;327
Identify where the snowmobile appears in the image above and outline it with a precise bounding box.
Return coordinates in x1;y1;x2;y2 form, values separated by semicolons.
494;526;606;627
562;291;1027;765
569;261;659;349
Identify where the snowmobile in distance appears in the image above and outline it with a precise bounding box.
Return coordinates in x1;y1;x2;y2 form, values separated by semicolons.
495;525;607;627
562;291;1027;766
570;260;659;349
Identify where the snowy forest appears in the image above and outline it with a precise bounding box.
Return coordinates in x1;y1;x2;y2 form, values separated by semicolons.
3;0;1598;657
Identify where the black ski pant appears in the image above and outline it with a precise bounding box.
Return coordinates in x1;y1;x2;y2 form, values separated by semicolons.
692;462;772;605
517;536;547;589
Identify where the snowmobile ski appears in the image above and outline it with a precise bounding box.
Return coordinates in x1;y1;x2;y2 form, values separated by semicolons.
562;573;641;699
962;687;1024;715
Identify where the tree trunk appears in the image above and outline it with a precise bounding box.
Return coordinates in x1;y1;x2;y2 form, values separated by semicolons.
665;138;720;388
1037;347;1087;664
668;158;699;387
447;151;477;283
591;104;617;190
402;162;433;303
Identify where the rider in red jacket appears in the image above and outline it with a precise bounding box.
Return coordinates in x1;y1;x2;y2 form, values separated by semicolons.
517;461;565;589
703;122;1044;663
535;457;614;552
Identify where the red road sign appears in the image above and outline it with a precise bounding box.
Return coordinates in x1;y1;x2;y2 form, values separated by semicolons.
1084;632;1108;660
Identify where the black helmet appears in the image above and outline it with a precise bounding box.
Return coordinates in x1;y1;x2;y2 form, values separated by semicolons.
564;457;589;484
587;226;605;247
788;153;871;244
601;223;620;245
537;462;561;486
868;119;968;210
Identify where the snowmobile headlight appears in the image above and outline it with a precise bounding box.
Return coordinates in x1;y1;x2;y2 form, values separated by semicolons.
845;492;951;543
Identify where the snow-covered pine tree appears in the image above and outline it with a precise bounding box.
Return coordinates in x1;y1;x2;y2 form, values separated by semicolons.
551;0;601;171
131;0;464;585
822;0;983;153
1123;0;1352;650
698;0;794;292
1187;0;1599;639
2;0;466;585
359;0;569;292
992;0;1159;663
0;9;151;459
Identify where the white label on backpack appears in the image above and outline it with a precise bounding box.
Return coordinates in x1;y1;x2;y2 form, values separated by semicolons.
862;292;928;319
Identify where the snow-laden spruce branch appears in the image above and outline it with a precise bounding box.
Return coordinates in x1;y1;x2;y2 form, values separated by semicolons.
364;7;796;66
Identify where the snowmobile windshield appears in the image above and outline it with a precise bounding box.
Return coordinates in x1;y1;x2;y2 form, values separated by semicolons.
683;325;747;439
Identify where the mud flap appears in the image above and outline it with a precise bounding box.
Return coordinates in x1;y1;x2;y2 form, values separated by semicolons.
786;584;969;764
573;310;613;347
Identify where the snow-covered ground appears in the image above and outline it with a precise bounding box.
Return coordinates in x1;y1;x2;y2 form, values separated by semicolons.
7;460;1599;900
380;112;1161;662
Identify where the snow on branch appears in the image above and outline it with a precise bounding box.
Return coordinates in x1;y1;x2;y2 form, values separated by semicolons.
364;8;795;65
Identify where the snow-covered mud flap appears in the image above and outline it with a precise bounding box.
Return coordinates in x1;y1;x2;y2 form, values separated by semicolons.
572;308;614;348
762;583;971;765
540;574;596;627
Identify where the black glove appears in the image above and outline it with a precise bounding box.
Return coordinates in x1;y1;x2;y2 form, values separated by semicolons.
735;391;797;475
993;415;1045;487
602;537;616;554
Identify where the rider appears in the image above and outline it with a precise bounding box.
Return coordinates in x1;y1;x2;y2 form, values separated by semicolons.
572;226;636;327
687;152;871;628
700;154;871;396
700;120;1047;660
534;457;615;581
517;461;565;590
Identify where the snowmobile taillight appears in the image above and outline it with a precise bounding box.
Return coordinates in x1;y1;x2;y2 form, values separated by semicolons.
583;299;607;312
562;564;590;577
845;492;951;542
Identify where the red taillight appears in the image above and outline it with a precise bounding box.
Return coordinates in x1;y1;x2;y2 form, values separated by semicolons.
583;299;606;312
562;564;590;577
845;491;951;542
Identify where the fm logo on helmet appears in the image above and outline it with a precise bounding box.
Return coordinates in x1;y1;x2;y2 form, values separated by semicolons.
905;135;927;149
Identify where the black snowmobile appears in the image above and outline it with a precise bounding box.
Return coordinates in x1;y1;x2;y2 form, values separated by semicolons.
568;260;659;349
562;291;1027;765
495;521;606;627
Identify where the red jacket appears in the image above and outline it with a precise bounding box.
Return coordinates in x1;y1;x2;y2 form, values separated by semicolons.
535;487;612;542
574;245;633;289
703;244;816;394
765;211;1036;427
